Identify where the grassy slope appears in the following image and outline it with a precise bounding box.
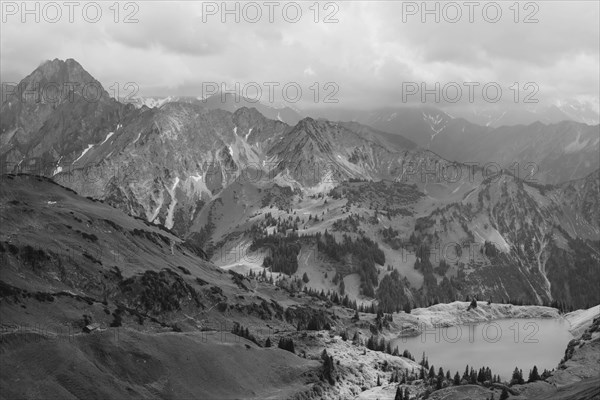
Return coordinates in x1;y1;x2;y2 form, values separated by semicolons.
0;329;318;400
0;174;321;399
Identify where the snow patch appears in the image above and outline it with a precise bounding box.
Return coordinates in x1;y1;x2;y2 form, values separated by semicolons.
165;177;180;229
52;156;63;176
100;131;114;145
132;132;142;144
73;144;94;164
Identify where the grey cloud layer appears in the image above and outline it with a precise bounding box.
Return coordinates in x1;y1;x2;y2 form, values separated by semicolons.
1;1;598;108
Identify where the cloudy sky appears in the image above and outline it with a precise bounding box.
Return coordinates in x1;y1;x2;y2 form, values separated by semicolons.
1;1;599;110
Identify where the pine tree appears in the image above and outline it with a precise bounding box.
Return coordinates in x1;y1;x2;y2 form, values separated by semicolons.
470;298;477;309
511;367;524;385
519;369;524;384
436;375;443;390
377;375;381;386
453;371;461;385
325;357;336;384
528;365;540;382
352;330;360;345
265;337;271;347
499;387;509;400
394;385;403;400
429;365;435;379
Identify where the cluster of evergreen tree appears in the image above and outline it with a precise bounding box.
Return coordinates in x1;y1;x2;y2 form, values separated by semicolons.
316;231;384;296
331;214;362;233
416;363;502;391
297;313;331;331
413;353;503;394
278;337;295;353
231;322;260;346
302;286;359;310
394;386;410;400
363;333;413;361
545;237;599;309
251;235;301;276
543;299;575;313
247;268;274;284
526;365;548;383
376;269;410;313
246;212;300;237
509;366;551;386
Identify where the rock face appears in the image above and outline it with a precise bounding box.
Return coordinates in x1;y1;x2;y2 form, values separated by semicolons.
551;315;600;387
0;58;131;174
314;106;600;185
0;59;442;235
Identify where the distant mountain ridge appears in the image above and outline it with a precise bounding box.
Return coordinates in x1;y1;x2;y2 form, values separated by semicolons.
309;106;600;184
127;93;303;126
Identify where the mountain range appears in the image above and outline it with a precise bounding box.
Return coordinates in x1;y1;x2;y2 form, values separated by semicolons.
1;57;600;400
1;58;599;310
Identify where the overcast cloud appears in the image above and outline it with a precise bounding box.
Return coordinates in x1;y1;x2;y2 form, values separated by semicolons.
1;1;598;110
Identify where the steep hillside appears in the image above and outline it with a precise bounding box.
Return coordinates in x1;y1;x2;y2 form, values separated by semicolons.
0;174;326;399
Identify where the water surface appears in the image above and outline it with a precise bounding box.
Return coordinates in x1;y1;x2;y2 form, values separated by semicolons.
392;318;573;380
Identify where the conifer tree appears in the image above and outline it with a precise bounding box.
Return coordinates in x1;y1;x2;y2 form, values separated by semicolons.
454;371;461;385
429;365;435;379
528;365;540;382
394;385;403;400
